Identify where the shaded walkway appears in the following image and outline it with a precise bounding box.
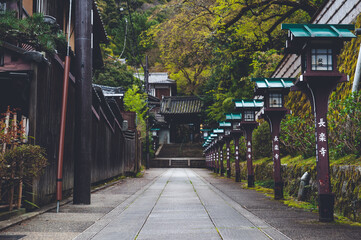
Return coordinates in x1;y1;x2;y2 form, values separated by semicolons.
2;169;361;239
76;169;287;240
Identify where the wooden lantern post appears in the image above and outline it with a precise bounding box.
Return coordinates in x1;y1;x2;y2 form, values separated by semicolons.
212;133;219;173
251;78;294;199
234;99;264;188
225;113;243;182
282;23;355;222
213;129;225;176
203;133;212;169
219;122;232;178
209;133;218;173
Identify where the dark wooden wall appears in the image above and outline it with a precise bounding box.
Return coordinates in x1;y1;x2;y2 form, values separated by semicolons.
29;56;141;206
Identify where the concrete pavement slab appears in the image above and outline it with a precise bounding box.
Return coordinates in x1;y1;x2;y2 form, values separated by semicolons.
4;167;361;240
194;168;361;240
1;169;168;240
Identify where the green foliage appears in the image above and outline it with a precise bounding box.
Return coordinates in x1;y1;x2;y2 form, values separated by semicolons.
1;144;48;180
242;154;361;223
98;0;158;66
93;58;140;90
252;122;272;159
249;50;283;78
0;11;66;54
144;1;214;95
280;113;315;158
123;85;148;137
328;91;361;158
205;91;235;123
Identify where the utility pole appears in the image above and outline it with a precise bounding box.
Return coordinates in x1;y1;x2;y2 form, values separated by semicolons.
74;0;92;204
145;56;150;169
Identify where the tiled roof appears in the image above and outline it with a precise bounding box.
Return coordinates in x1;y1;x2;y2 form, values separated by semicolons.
234;99;264;109
93;1;108;43
149;72;176;84
252;78;294;89
134;72;176;84
160;96;203;115
93;84;124;97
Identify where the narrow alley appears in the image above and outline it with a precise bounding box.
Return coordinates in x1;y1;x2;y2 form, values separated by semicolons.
2;168;361;240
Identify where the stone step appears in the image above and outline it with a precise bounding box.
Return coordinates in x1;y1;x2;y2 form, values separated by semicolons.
157;143;203;158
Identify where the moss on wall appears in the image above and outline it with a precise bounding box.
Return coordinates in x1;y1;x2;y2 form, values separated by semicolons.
239;154;361;222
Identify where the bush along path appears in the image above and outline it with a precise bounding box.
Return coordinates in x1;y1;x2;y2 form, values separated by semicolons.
236;154;361;224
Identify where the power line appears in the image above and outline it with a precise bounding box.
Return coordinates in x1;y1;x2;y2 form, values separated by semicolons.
118;18;128;59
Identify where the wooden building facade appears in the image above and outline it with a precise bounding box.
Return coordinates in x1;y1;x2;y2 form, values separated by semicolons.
0;0;141;207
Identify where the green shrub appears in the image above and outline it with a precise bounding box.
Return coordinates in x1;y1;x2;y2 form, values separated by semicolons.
252;122;272;159
0;11;66;54
329;91;361;158
2;144;48;181
280;113;315;158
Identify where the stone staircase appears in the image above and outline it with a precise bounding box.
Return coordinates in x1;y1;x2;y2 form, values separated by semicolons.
152;143;205;168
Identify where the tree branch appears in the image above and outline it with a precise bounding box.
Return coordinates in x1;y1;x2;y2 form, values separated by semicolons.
222;0;317;30
265;7;297;35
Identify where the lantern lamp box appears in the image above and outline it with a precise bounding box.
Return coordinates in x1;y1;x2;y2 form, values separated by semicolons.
225;113;243;130
252;78;294;109
233;99;263;122
282;24;355;81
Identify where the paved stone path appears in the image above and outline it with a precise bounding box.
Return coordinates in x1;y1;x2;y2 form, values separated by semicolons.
0;169;166;240
2;168;361;240
75;168;288;240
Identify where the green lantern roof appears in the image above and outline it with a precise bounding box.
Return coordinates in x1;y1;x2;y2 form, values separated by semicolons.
282;24;355;54
252;78;294;89
219;121;232;128
213;129;224;134
282;24;355;38
234;99;263;109
200;129;211;132
225;113;242;121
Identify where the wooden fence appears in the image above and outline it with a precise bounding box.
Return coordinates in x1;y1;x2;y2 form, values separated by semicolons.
0;54;141;208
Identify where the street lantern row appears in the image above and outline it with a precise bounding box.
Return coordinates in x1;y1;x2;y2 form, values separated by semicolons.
202;23;355;224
